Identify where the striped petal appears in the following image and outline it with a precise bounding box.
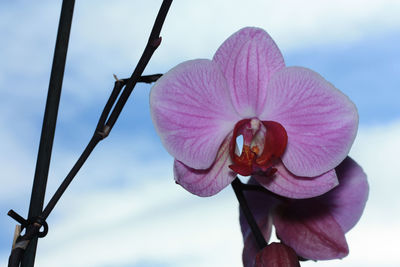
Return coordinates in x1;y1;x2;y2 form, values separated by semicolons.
260;67;358;177
274;203;349;260
173;133;236;197
213;27;285;117
150;59;240;169
253;161;338;199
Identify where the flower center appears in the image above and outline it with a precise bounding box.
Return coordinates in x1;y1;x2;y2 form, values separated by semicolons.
229;118;288;176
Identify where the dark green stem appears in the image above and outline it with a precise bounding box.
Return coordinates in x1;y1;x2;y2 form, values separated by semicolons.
231;178;268;250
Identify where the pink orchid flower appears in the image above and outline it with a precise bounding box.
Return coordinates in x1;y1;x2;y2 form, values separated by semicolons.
240;157;369;266
150;27;358;197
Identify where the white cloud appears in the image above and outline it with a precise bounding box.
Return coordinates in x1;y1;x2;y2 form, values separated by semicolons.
349;120;400;223
35;183;243;267
0;122;36;203
59;0;400;63
158;0;400;62
3;0;400;93
2;0;399;125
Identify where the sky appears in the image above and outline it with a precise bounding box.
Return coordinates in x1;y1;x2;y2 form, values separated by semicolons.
0;0;400;266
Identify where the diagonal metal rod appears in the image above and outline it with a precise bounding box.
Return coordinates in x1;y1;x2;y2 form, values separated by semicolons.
104;0;171;131
42;0;172;220
8;1;172;267
22;1;75;266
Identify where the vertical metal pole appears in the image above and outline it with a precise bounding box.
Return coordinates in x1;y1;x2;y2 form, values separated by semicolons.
21;1;75;266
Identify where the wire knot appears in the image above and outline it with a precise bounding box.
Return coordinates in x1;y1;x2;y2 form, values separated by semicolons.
95;125;111;140
28;216;49;238
8;210;49;238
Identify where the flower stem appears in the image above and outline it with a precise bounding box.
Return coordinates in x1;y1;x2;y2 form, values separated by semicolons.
231;178;268;250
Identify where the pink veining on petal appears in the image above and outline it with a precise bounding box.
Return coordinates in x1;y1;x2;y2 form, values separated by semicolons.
253;161;338;199
213;27;285;117
173;133;236;197
261;67;358;177
274;202;349;260
150;59;240;170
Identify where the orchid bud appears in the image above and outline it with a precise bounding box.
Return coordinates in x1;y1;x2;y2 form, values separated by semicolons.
254;242;300;267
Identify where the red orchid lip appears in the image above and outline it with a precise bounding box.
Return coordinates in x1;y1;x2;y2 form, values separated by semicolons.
229;118;288;177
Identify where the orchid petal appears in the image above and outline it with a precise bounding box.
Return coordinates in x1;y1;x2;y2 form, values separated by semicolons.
274;203;349;260
261;67;358;177
253;161;338;199
213;27;285;117
321;157;369;232
150;59;240;169
173;133;236;197
271;157;367;260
